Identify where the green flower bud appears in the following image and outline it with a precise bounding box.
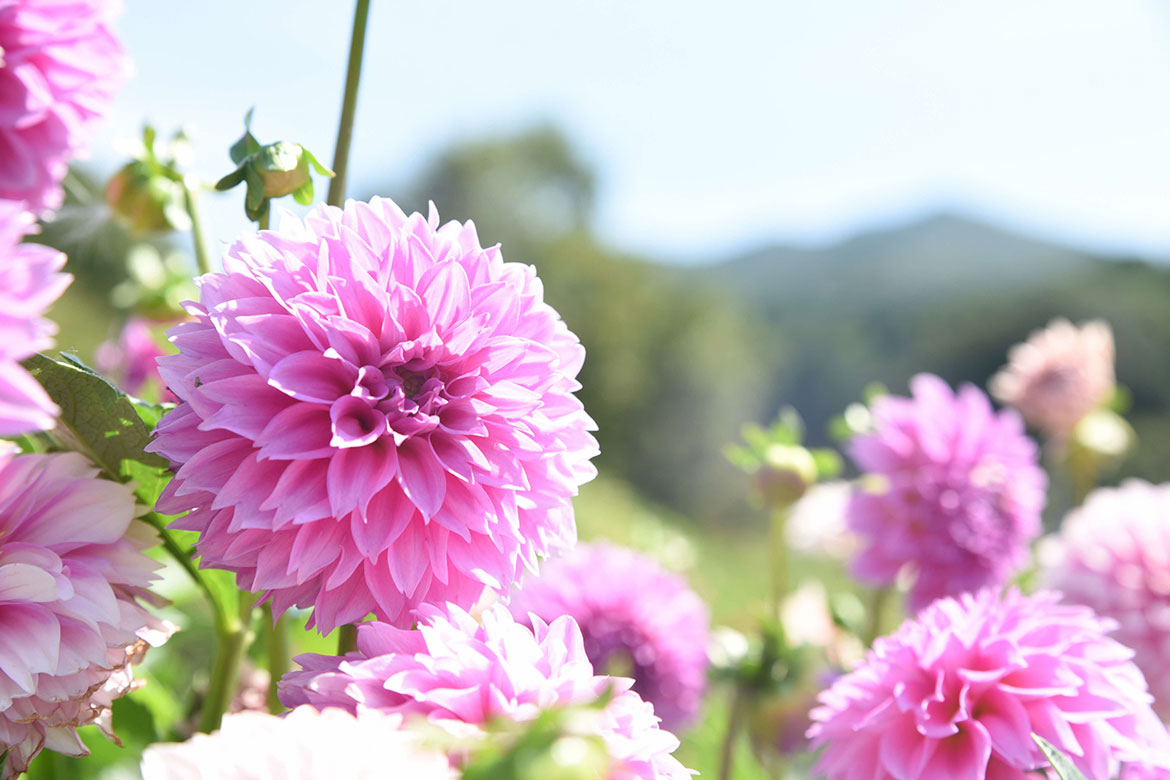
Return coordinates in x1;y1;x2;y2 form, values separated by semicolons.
757;443;818;508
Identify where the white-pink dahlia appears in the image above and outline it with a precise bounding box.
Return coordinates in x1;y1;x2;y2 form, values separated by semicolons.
279;604;692;780
0;445;167;778
506;541;710;731
0;200;69;436
140;706;454;780
0;0;130;213
990;318;1115;442
1042;480;1170;718
149;199;598;633
808;588;1170;780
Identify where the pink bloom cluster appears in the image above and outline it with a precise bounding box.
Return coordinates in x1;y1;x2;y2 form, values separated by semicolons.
990;318;1115;442
150;199;598;633
1043;480;1170;717
140;706;454;780
808;589;1170;780
507;541;710;731
279;604;692;780
0;0;129;212
847;374;1046;611
0;446;167;778
0;201;69;436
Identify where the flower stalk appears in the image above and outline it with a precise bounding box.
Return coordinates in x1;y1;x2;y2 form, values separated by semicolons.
199;590;256;734
326;0;370;207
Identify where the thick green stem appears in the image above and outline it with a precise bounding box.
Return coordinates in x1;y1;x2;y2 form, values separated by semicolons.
326;0;371;207
338;623;359;654
181;176;213;275
768;507;790;617
718;685;750;780
863;586;890;647
199;591;256;733
264;605;289;714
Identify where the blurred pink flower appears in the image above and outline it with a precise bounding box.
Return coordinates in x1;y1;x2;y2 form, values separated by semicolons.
808;588;1170;780
990;318;1115;442
149;198;598;633
847;374;1046;611
96;316;176;401
0;201;69;435
141;706;454;780
506;541;709;731
0;445;168;779
0;0;129;213
1043;480;1170;718
279;604;692;780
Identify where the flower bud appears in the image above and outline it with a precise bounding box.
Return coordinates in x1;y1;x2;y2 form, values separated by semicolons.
756;443;818;508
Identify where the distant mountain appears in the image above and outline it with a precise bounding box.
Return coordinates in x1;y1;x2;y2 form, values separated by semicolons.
699;212;1170;492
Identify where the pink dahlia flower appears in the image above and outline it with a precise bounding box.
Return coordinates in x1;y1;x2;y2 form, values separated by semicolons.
96;316;176;402
1042;480;1170;717
506;541;710;731
279;604;692;780
847;374;1046;611
140;706;454;780
0;201;69;435
808;588;1170;780
149;198;598;633
990;318;1115;442
0;445;168;778
0;0;129;213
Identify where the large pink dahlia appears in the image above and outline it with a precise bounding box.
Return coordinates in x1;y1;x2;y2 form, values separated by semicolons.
140;706;454;780
0;0;129;213
808;588;1170;780
1042;480;1170;717
847;374;1046;611
279;604;693;780
0;200;69;435
149;199;598;633
506;541;710;731
990;318;1115;442
0;445;167;778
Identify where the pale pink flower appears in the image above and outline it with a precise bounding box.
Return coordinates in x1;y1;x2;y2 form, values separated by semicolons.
1042;480;1170;718
808;588;1170;780
140;706;454;780
506;541;709;731
847;374;1046;611
96;316;176;402
149;199;598;633
279;604;692;780
0;0;130;212
0;445;168;778
0;200;69;435
990;318;1115;441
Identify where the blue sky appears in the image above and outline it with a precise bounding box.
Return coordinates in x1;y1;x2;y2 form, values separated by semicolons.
96;0;1170;262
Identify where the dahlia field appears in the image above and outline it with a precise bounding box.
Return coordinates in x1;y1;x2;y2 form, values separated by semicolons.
2;3;1170;780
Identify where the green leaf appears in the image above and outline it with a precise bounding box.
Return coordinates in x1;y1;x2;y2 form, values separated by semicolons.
214;165;247;192
22;354;168;489
292;178;314;205
1032;734;1090;780
110;695;159;747
244;165;268;222
302;147;335;178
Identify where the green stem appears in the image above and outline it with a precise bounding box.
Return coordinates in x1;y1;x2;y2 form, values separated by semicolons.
199;590;256;734
143;513;222;628
718;685;750;780
181;175;213;275
768;506;790;617
264;605;289;714
257;209;270;231
337;623;359;654
863;586;890;647
326;0;371;207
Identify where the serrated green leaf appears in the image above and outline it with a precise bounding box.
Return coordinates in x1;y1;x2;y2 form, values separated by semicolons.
23;354;168;487
1032;734;1090;780
214;165;247;192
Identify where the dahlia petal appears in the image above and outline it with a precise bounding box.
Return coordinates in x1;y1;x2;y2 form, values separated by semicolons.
267;350;354;403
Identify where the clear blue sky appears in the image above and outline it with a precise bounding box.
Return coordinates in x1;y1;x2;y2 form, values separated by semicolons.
95;0;1170;262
